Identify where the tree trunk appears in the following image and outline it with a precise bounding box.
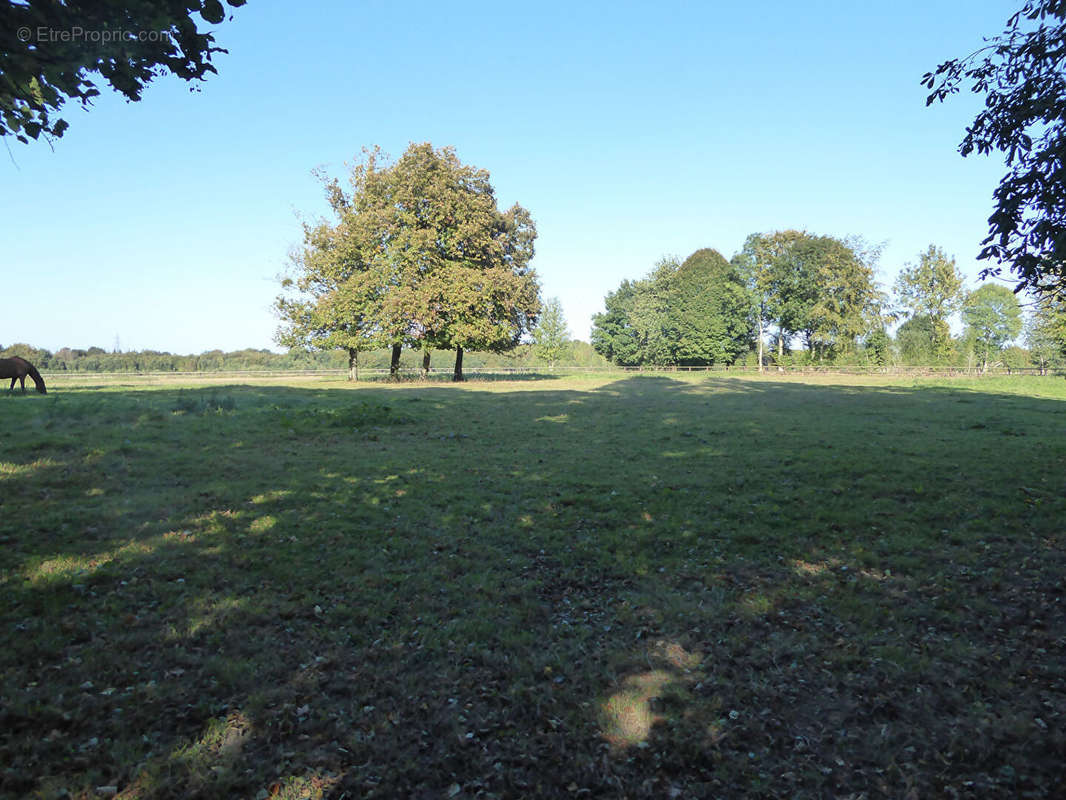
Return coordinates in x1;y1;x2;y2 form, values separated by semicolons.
757;318;765;373
389;344;402;380
347;348;358;381
453;345;464;382
778;329;784;362
421;348;431;379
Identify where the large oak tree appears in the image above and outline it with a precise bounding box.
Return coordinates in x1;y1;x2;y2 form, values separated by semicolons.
276;143;540;381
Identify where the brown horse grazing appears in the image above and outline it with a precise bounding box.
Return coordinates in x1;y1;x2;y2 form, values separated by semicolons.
0;357;47;394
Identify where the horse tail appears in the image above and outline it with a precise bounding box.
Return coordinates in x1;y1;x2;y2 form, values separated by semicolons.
27;364;47;394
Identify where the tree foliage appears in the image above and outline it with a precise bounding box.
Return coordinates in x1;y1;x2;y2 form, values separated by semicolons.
893;245;966;360
627;257;681;366
276;143;540;381
1025;293;1066;371
894;315;940;365
734;231;815;369
962;283;1024;371
798;235;884;359
735;231;883;363
591;250;751;367
590;281;643;366
923;1;1066;296
2;341;608;374
532;297;571;369
590;262;679;367
0;0;245;143
274;157;381;379
593;235;885;368
671;249;753;365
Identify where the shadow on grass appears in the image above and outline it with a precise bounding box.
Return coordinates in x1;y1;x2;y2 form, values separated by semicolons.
1;376;1064;798
358;370;570;383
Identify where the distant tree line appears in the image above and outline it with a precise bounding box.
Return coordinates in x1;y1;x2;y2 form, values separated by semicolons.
591;233;1066;372
0;341;607;374
0;345;331;372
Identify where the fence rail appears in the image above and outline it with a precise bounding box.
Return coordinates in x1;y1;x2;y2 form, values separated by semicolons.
38;364;1064;380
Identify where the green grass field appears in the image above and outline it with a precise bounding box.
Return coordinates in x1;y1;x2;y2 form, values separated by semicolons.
2;373;1064;799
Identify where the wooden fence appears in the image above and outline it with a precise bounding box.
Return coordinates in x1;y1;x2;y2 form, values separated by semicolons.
38;364;1064;381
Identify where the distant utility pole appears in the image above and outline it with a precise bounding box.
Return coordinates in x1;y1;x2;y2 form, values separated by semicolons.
113;334;121;354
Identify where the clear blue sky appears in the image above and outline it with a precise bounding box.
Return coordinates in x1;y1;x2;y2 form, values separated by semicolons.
3;0;1015;353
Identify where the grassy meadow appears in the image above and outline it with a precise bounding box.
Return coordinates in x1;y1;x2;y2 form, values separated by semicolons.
1;372;1064;799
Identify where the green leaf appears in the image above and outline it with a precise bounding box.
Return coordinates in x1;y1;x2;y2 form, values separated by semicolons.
201;0;226;24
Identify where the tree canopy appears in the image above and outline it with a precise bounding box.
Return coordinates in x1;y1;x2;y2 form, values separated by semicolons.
671;249;752;365
893;245;966;360
591;249;751;367
734;231;817;369
895;315;940;365
923;0;1066;297
734;231;884;365
592;235;886;369
790;234;883;359
1025;293;1066;372
274;161;379;380
962;283;1024;372
532;297;571;369
589;280;643;366
1;0;246;143
276;143;540;381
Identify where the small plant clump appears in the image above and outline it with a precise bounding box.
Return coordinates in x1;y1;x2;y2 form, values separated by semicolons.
172;391;237;415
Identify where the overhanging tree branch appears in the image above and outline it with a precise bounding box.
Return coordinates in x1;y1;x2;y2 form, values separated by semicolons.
0;0;245;143
923;0;1066;297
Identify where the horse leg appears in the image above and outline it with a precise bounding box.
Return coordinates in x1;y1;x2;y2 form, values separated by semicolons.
19;376;26;393
8;377;14;391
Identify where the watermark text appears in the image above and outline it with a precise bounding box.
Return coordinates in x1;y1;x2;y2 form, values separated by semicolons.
17;26;171;44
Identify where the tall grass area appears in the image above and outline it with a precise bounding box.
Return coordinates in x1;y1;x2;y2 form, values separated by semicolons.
1;373;1064;798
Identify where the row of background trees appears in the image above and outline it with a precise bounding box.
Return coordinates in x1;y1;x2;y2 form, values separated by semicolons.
0;337;608;374
8;232;1066;375
9;222;1066;376
590;233;1066;373
279;143;1062;380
